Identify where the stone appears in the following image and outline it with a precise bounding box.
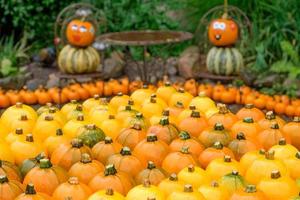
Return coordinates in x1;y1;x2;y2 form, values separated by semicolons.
102;51;125;79
46;73;60;89
253;74;281;87
178;46;202;78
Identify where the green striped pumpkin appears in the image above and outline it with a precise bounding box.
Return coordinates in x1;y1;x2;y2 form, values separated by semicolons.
206;46;243;76
58;45;100;74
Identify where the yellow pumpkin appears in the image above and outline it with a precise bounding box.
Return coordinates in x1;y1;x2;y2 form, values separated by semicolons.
240;149;265;170
142;94;168;109
109;93;130;114
269;138;298;160
33;115;62;141
66;104;84;121
158;174;184;197
198;181;229;200
100;115;122;140
142;98;164;119
88;188;125;200
156;82;177;103
130;85;154;106
126;179;165;200
189;92;216;113
283;152;300;179
258;170;298;200
219;171;246;195
177;165;210;189
115;105;138;127
83;95;101;114
44;129;70;156
167;184;206;200
206;156;244;181
177;105;200;125
61;100;80;116
169;88;193;108
8;114;35;135
0;121;9;138
0;140;15;163
5;128;25;145
38;107;66;126
63;114;88;139
88;105;111;127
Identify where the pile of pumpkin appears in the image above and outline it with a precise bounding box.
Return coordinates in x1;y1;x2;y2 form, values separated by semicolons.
1;84;300;200
1;78;300;117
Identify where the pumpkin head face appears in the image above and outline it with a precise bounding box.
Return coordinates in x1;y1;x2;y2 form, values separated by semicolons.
66;19;95;47
208;18;238;47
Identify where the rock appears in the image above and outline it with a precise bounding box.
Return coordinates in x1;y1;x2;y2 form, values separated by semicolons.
253;74;281;87
0;72;30;90
46;73;60;88
102;51;125;79
239;68;257;86
166;57;178;76
178;46;202;78
26;79;45;90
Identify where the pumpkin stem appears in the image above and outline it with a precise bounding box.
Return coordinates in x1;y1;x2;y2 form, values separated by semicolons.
187;165;195;172
86;124;96;130
214;123;225;131
147;161;156;170
245;104;254;109
44;115;54;121
93;94;100;100
104;164;117;176
39;159;52;169
270;123;279;129
81;153;92;163
181;146;190;154
243;117;254;123
106;188;114;196
184;184;193;193
128;100;134;106
265;150;275;160
175;101;184;108
26;134;34;142
236;132;246;140
143;179;151;187
191;111;200;118
213;141;224;149
56;129;63;136
120;147;132;156
71;139;84;148
189;105;196;110
178;88;185;93
135;113;144;119
150;98;157;104
104;136;113;144
162;109;170;117
265;111;276;120
222;0;228;19
245;185;257;193
49;107;57;113
259;149;266;155
271;170;281;179
70;100;78;104
278;138;286;145
125;105;132;111
15;128;23;135
159;117;169;126
142;84;149;89
16;102;23;108
165;81;171;87
169;173;178;181
76;104;83;111
25;184;37;195
34;152;46;162
77;114;84;121
68;177;79;185
293;116;300;122
20;114;28;121
179;131;191;140
147;134;158;142
0;175;8;184
109;115;115;120
211;181;219;187
217;103;229;114
231;170;239;176
132;123;142;130
224;155;232;162
117;92;123;96
295;152;300;159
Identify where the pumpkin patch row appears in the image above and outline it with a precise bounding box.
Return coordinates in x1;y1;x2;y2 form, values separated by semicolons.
1;84;300;199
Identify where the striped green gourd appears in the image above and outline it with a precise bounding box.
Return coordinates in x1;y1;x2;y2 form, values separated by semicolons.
206;46;243;76
58;44;100;74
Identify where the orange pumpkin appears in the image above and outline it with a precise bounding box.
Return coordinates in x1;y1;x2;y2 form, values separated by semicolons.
0;160;22;182
133;134;169;167
51;139;92;170
169;131;204;157
135;161;167;185
231;117;261;140
52;177;92;200
0;175;24;200
20;86;37;105
208;103;238;129
156;82;177;103
258;111;285;130
68;153;104;184
15;184;52;200
162;146;197;174
236;104;265;121
107;147;143;177
179;111;208;138
199;123;232;147
116;123;146;149
198;142;235;168
23;158;68;195
283;117;300;150
92;136;122;164
44;129;70;156
208;18;239;46
66;19;95;47
0;92;10;108
229;184;267;200
88;164;134;195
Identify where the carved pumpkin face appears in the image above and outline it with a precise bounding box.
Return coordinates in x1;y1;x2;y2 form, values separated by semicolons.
208;19;238;47
66;20;95;47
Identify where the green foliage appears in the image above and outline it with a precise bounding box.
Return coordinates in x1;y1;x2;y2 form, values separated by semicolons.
0;35;30;77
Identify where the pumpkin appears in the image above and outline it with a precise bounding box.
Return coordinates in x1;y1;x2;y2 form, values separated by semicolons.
236;104;264;121
88;188;125;200
228;132;259;160
283;117;300;150
158;174;184;197
11;134;46;165
0;175;24;200
38;107;66;126
199;123;232;147
130;85;154;106
189;92;216;113
52;177;92;200
179;111;208;138
33;115;62;141
162;146;197;174
147;117;179;144
208;18;239;46
126;179;165;200
177;165;210;189
141;98;164;119
5;128;25;145
88;105;111;128
283;152;300;179
198;141;235;168
23;158;68;195
0;92;10;108
19;152;47;178
258;111;285;130
100;115;122;140
219;171;246;195
126;112;150;130
169;131;204;157
0;160;22;182
257;170;298;200
156;82;177;103
177;105;198;125
5;91;22;107
76;124;106;148
66;104;84;121
167;184;206;200
15;184;52;200
231;117;261;140
229;185;268;200
269;138;298;160
92;136;122;164
169;88;193;108
58;44;100;74
206;156;244;180
68;153;104;184
51;138;92;170
107;147;143;177
44;129;70;156
34;86;52;105
240;149;266;170
115;105;138;127
149;109;177;128
82;95;101;113
0;140;15;163
258;123;291;150
88;164;134;195
8;114;34;135
116;123;146;149
245;150;289;184
109;93;131;114
134;134;169;167
208;103;238;129
198;181;229;200
206;46;243;75
135;161;167;186
61;100;80;116
66;19;95;47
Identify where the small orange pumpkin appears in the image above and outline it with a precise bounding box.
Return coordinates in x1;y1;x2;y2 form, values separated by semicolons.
208;103;238;129
135;161;167;186
179;111;208;138
283;117;300;150
0;174;24;200
15;183;52;200
0;160;22;182
199;123;232;147
116;123;146;149
229;184;267;200
236;104;265;121
231;117;261;140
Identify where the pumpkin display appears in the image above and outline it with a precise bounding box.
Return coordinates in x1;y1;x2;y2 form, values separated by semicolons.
198;181;229;200
88;188;125;200
5;128;25;145
107;147;143;177
135;161;167;186
126;179;165;200
38;107;66;126
88;164;134;195
130;85;154;106
219;171;246;195
115;105;138;126
177;105;197;125
156;82;177;103
179;111;208;138
116;123;146;149
100;115;122;140
208;103;238;129
0;175;24;200
158;174;184;197
44;129;70;156
236;104;265;121
189;92;216;113
229;185;267;200
231;117;261;140
15;184;52;200
51;138;92;170
199;123;232;147
206;46;243;75
240;149;266;170
58;44;100;74
167;184;206;200
8;114;34;135
33;115;62;141
283;152;300;179
92;136;122;164
134;134;169;167
141;97;165;119
258;111;285;130
76;124;105;147
269;138;298;160
0;160;22;182
169;88;193;108
68;153;104;184
126;112;150;130
62;114;87;139
52;177;92;200
177;165;210;189
283;117;300;150
23;158;68;195
19;152;46;178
